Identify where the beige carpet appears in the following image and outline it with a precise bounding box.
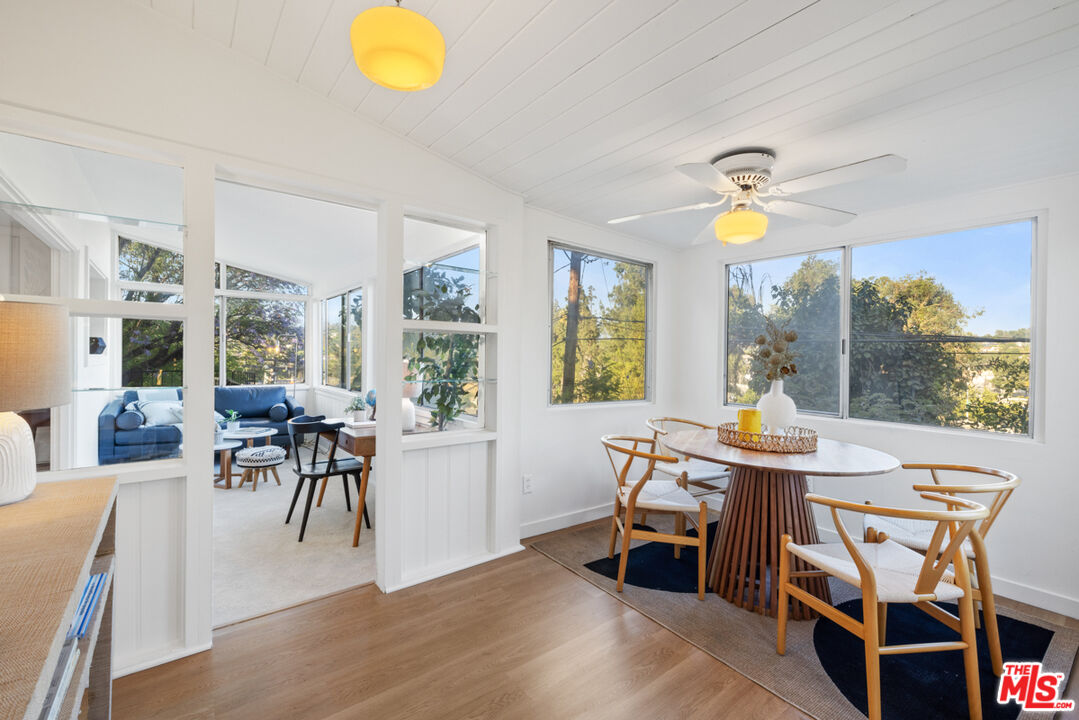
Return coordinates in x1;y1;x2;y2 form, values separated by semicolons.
532;518;1079;720
213;462;376;627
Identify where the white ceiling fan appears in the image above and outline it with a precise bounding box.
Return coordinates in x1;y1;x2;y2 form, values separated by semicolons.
609;150;906;245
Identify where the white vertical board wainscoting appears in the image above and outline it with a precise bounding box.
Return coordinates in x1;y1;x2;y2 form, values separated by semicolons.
310;387;356;419
400;441;490;584
113;477;187;674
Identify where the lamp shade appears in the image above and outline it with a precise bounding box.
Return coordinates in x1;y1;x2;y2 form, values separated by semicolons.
350;5;445;92
0;301;71;412
714;208;768;246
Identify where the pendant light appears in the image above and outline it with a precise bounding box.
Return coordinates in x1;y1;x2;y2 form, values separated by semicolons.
350;1;445;92
714;206;768;246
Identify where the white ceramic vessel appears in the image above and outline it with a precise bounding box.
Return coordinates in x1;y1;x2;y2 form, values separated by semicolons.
756;379;797;433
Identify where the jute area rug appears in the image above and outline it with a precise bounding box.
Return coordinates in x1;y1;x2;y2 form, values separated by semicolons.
531;518;1078;720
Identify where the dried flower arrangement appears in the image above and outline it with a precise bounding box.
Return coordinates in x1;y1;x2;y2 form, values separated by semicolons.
753;317;800;383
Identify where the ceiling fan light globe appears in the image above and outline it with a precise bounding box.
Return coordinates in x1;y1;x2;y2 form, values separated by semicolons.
351;6;445;91
715;208;767;246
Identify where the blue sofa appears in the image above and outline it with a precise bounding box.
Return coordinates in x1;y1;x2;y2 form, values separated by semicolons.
213;386;304;451
98;386;304;465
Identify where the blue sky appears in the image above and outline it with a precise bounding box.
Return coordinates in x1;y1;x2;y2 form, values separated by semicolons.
732;220;1033;336
551;248;624;307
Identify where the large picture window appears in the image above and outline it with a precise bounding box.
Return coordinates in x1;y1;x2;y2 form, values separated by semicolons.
850;223;1031;434
724;220;1034;435
223;297;305;386
549;243;651;405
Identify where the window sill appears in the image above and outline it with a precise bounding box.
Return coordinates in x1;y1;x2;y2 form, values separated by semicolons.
786;413;1041;445
313;385;359;396
546;399;655;411
402;429;496;451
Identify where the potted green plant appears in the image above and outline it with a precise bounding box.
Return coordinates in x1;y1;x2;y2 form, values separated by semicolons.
223;409;242;431
345;396;366;422
410;336;478;431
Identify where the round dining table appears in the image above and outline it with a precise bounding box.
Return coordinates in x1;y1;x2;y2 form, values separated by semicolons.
664;428;899;620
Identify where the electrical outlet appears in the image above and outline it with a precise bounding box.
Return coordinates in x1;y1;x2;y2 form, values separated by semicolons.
522;474;533;495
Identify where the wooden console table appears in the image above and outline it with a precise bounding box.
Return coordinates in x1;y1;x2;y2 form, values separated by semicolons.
0;476;118;720
319;422;375;548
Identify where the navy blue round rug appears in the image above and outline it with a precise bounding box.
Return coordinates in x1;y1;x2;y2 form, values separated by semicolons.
585;523;1059;719
583;521;718;594
815;600;1052;720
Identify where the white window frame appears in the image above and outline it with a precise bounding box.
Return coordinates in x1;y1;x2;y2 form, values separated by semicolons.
546;240;654;408
720;245;845;418
112;233;310;387
216;263;309;387
720;217;1040;438
320;286;364;392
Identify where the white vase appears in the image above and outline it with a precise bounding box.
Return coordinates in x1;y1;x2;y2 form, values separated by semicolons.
227;420;240;431
0;411;36;506
351;409;365;422
757;379;797;433
401;397;416;432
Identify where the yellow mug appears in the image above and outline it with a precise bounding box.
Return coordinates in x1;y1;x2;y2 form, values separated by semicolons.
737;408;762;440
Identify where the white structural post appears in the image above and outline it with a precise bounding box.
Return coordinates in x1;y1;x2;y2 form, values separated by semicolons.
374;199;404;591
181;152;215;650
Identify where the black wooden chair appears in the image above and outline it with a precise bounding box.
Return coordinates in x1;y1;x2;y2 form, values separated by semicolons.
285;415;365;542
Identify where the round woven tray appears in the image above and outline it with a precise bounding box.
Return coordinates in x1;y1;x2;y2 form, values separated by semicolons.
716;423;818;454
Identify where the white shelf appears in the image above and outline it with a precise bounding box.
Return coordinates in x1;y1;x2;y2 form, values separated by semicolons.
56;555;114;720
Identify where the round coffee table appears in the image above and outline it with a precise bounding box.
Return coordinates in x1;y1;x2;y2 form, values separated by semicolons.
213;439;242;489
664;428;899;619
222;427;278;447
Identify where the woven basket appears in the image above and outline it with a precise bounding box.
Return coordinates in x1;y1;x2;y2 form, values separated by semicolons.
716;423;818;454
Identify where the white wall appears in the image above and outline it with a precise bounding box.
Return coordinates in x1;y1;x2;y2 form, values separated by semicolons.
0;0;525;674
517;208;679;537
672;174;1079;618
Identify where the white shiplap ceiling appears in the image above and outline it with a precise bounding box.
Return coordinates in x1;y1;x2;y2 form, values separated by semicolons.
141;0;1079;246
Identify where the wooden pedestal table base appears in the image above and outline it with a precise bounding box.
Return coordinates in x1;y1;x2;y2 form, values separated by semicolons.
708;467;829;619
663;429;900;620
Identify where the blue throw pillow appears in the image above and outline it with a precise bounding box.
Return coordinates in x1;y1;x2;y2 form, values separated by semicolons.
116;409;145;430
268;402;288;422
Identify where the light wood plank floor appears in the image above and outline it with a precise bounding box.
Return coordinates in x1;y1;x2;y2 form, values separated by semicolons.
115;546;809;720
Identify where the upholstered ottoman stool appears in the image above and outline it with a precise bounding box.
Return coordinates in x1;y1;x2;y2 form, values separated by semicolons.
236;445;286;492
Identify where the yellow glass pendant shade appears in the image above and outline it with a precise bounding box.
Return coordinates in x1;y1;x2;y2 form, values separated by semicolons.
350;5;445;92
714;208;768;246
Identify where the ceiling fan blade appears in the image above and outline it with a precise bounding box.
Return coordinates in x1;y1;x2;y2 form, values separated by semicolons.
765;199;856;226
608;198;726;225
770;154;906;195
690;213;723;245
676;162;739;194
